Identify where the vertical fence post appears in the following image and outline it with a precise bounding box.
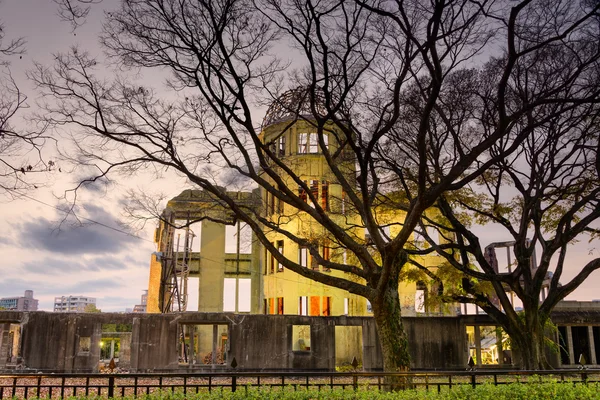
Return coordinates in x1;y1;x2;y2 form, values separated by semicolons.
352;356;359;391
231;356;238;392
471;373;476;389
108;376;115;398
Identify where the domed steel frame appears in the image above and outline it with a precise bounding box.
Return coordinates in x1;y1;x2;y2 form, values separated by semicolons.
262;86;327;128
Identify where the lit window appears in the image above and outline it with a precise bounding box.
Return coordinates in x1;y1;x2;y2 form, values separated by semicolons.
277;297;284;314
310;180;319;207
321;181;329;211
322;242;330;272
309;296;320;316
270;242;275;274
322;297;331;316
263;247;268;275
299;183;307;202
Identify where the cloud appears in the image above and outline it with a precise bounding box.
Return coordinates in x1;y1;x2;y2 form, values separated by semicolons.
0;276;126;297
16;205;140;255
21;255;132;274
0;236;13;246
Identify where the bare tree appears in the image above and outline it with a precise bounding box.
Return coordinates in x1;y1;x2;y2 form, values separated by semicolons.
53;0;103;31
414;74;600;368
30;0;600;378
0;6;50;199
400;2;600;368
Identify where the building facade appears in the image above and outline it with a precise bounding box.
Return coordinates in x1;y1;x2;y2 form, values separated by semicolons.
53;296;96;312
147;88;449;321
145;88;454;367
0;290;38;311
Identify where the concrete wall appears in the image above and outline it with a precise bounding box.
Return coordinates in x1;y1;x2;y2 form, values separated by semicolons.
0;311;467;372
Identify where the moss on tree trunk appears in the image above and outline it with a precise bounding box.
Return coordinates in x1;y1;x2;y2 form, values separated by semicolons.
371;278;411;390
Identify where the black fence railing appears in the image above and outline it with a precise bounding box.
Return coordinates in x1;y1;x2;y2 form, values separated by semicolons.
1;369;599;399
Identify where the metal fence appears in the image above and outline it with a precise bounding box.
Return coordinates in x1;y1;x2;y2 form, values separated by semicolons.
1;369;599;399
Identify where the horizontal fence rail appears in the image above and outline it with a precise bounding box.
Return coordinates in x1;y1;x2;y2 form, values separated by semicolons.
1;369;599;398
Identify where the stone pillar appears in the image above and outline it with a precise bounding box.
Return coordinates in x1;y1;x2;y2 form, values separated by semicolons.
474;326;482;367
119;333;132;369
566;326;575;365
588;326;596;365
0;323;9;368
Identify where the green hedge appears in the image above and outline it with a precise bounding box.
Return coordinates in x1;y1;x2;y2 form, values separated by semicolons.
54;382;600;400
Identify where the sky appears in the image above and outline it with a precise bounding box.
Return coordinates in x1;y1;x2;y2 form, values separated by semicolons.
0;0;168;312
0;0;598;312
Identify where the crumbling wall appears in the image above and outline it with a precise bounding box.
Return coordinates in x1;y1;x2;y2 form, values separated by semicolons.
0;311;467;372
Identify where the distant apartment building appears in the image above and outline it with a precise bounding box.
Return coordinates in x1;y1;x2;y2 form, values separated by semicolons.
132;290;148;313
53;295;96;312
0;290;38;311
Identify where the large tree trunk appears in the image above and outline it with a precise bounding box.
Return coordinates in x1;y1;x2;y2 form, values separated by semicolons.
371;278;411;390
507;310;549;369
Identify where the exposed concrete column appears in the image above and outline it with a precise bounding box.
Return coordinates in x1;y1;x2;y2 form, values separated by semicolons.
119;332;131;368
0;323;10;368
566;326;575;365
588;326;596;365
188;326;195;364
129;318;140;371
212;324;218;366
496;328;504;365
110;340;115;360
474;326;482;367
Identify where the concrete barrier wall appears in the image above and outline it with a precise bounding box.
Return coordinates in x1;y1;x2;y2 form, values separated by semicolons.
0;311;467;372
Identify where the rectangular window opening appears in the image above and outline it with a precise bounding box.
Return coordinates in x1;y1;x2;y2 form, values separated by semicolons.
223;278;251;313
299;183;308;203
277;240;284;272
310;180;319;208
292;325;311;351
321;181;329;211
225;222;252;254
322;242;331;272
298;296;308;316
270;242;275;274
277;297;284;315
299;246;308;268
178;324;228;365
298;133;308;154
308;133;319;153
278;135;286;157
322;297;331;316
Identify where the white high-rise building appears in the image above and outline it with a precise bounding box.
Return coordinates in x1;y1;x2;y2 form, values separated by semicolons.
53;295;96;312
